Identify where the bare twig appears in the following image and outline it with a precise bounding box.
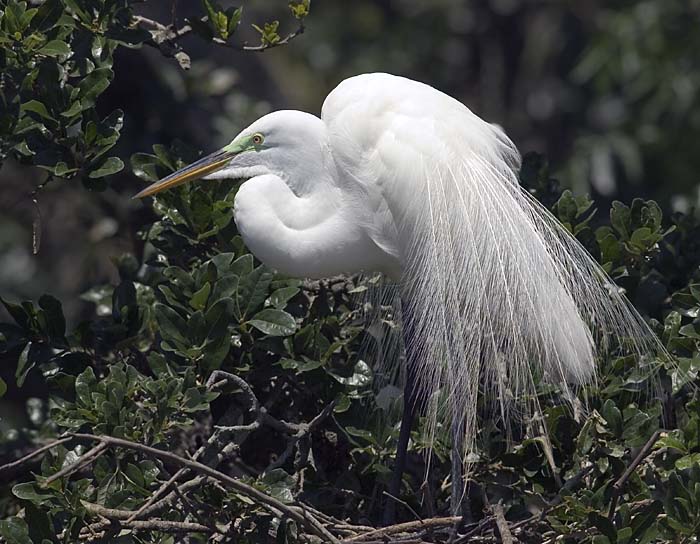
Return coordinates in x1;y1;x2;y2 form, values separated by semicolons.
492;502;514;544
207;370;259;413
344;516;461;542
28;174;54;254
126;466;188;522
79;518;213;536
131;13;305;62
264;400;335;471
607;430;664;519
42;442;108;486
66;433;339;543
81;477;206;520
382;491;423;523
127;371;262;522
0;437;72;477
534;410;562;488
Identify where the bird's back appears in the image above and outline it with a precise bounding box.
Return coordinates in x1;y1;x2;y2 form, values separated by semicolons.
322;73;520;264
321;73;661;460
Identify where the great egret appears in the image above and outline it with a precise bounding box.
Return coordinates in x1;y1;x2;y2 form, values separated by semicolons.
135;73;660;523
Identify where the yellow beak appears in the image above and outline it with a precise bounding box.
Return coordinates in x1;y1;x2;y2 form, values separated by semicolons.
132;149;235;199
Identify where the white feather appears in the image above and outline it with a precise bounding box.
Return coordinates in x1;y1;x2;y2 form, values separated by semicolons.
321;73;661;462
190;72;666;468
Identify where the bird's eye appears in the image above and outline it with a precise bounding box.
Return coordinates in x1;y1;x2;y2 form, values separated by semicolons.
252;133;264;145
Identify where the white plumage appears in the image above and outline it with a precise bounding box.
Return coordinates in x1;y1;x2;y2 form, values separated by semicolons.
136;72;661;506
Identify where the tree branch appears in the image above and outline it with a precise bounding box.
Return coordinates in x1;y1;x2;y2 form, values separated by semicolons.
79;518;213;537
492;502;514;544
43;442;108;486
0;437;72;478
81;476;206;520
65;432;339;543
131;13;305;71
607;429;664;519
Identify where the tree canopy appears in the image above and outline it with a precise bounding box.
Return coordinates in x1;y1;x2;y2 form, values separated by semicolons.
1;1;700;543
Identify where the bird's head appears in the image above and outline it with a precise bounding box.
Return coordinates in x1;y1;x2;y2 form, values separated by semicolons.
133;110;327;199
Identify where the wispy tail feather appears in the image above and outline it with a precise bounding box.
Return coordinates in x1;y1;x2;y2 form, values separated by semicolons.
387;120;663;466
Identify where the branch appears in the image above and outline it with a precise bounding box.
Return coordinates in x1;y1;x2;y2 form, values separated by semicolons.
213;23;305;53
81;476;206;520
125;466;188;522
43;442;108;486
79;518;213;537
66;433;339;543
0;437;72;478
492;502;514;544
607;430;664;519
131;13;305;68
126;371;262;522
343;517;461;542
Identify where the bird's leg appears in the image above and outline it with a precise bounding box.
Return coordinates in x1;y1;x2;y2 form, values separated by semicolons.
383;355;419;525
383;297;420;526
450;417;464;515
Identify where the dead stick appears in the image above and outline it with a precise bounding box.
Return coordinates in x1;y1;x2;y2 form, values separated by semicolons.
492;502;514;544
344;516;461;542
66;433;339;543
43;442;108;486
0;437;72;476
607;430;663;519
79;518;213;535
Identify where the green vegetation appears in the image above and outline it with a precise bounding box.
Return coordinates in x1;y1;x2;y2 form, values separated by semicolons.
1;1;700;542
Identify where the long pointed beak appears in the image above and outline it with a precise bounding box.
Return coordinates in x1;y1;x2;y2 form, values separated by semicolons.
133;148;236;199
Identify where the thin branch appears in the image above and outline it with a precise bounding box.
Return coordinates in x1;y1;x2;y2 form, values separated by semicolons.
211;23;305;52
42;442;108;486
127;371;261;522
264;400;336;472
66;433;339;543
79;518;213;536
28;174;54;254
131;14;305;61
81;476;206;520
608;430;664;519
125;466;188;522
207;370;259;413
344;517;461;542
492;502;514;544
382;491;423;523
0;437;72;477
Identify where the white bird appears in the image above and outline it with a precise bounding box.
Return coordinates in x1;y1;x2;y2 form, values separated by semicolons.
135;73;660;522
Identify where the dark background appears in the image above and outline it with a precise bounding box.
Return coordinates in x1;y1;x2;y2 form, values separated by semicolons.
1;0;699;331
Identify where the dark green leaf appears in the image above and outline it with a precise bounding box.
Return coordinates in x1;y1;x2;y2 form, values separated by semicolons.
20;100;54;120
89;156;124;178
0;517;32;544
248;309;296;336
38;39;71;56
154;303;189;345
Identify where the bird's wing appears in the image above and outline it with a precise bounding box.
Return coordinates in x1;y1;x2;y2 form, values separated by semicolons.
321;73;662;463
322;73;519;258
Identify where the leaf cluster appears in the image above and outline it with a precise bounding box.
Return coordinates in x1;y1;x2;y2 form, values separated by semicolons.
2;150;700;541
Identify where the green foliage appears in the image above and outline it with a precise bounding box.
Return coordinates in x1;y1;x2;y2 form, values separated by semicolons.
0;0;310;187
0;0;138;184
252;20;281;47
2;149;700;541
1;0;700;538
566;0;700;195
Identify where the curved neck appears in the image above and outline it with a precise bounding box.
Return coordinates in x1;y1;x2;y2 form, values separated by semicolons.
233;174;399;279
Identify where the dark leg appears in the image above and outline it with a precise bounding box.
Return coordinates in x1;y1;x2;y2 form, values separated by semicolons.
383;297;420;526
450;417;464;515
383;360;419;525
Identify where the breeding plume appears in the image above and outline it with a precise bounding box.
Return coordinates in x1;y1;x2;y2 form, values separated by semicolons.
135;73;659;519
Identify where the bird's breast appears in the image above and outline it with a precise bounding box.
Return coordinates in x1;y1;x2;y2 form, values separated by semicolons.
234;174;400;279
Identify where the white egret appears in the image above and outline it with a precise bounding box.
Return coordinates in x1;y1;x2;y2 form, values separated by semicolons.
135;73;661;523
